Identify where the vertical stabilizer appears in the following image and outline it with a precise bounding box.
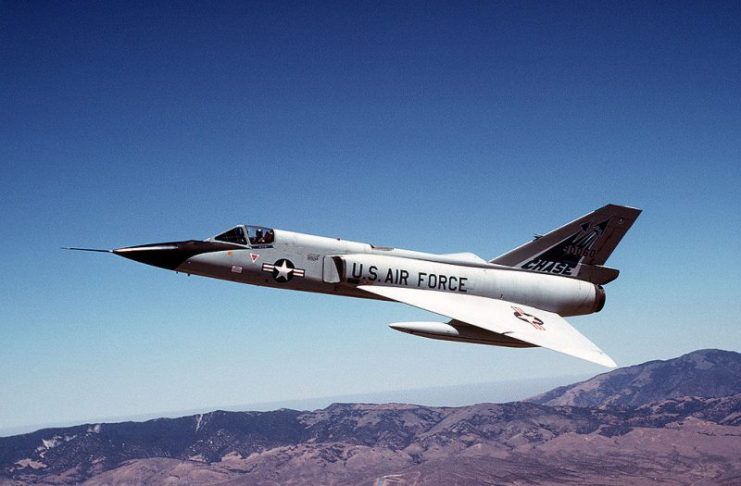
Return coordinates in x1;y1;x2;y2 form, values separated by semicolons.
490;204;641;284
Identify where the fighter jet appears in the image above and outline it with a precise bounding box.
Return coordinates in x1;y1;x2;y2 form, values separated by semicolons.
68;204;641;367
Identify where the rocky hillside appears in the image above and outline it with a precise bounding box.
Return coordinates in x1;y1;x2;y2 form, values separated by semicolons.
1;349;739;485
528;349;741;409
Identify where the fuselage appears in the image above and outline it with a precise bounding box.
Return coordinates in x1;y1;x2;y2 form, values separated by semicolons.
114;226;605;318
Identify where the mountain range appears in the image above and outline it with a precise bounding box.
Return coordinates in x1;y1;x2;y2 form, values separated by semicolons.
1;349;739;485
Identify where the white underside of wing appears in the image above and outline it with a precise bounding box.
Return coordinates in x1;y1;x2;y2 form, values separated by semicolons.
358;285;616;368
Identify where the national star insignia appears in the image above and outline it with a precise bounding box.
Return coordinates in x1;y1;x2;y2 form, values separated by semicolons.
274;260;292;280
262;259;305;283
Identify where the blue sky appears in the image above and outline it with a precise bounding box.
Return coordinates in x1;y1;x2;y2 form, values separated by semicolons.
2;1;740;435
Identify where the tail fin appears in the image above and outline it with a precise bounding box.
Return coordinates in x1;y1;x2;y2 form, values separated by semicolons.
490;204;641;284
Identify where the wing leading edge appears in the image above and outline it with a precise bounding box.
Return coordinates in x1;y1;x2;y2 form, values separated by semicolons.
358;285;616;368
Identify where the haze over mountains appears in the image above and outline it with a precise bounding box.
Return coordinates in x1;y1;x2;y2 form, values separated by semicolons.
528;348;741;408
1;349;739;485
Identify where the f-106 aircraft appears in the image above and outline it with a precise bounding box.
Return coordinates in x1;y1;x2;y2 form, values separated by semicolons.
68;204;641;367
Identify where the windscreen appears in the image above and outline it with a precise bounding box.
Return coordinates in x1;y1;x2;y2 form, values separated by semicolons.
213;226;248;246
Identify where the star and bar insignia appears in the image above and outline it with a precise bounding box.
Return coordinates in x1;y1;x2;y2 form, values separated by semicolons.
512;306;546;331
262;259;305;283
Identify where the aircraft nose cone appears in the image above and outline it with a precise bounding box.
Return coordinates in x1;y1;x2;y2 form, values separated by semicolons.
113;243;187;270
114;240;238;270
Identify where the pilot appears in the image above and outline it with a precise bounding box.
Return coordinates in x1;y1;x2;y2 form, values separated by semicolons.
255;229;264;244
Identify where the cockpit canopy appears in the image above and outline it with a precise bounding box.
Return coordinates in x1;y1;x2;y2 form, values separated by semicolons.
211;225;274;247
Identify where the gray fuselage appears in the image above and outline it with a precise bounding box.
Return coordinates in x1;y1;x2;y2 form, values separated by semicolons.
168;228;603;317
